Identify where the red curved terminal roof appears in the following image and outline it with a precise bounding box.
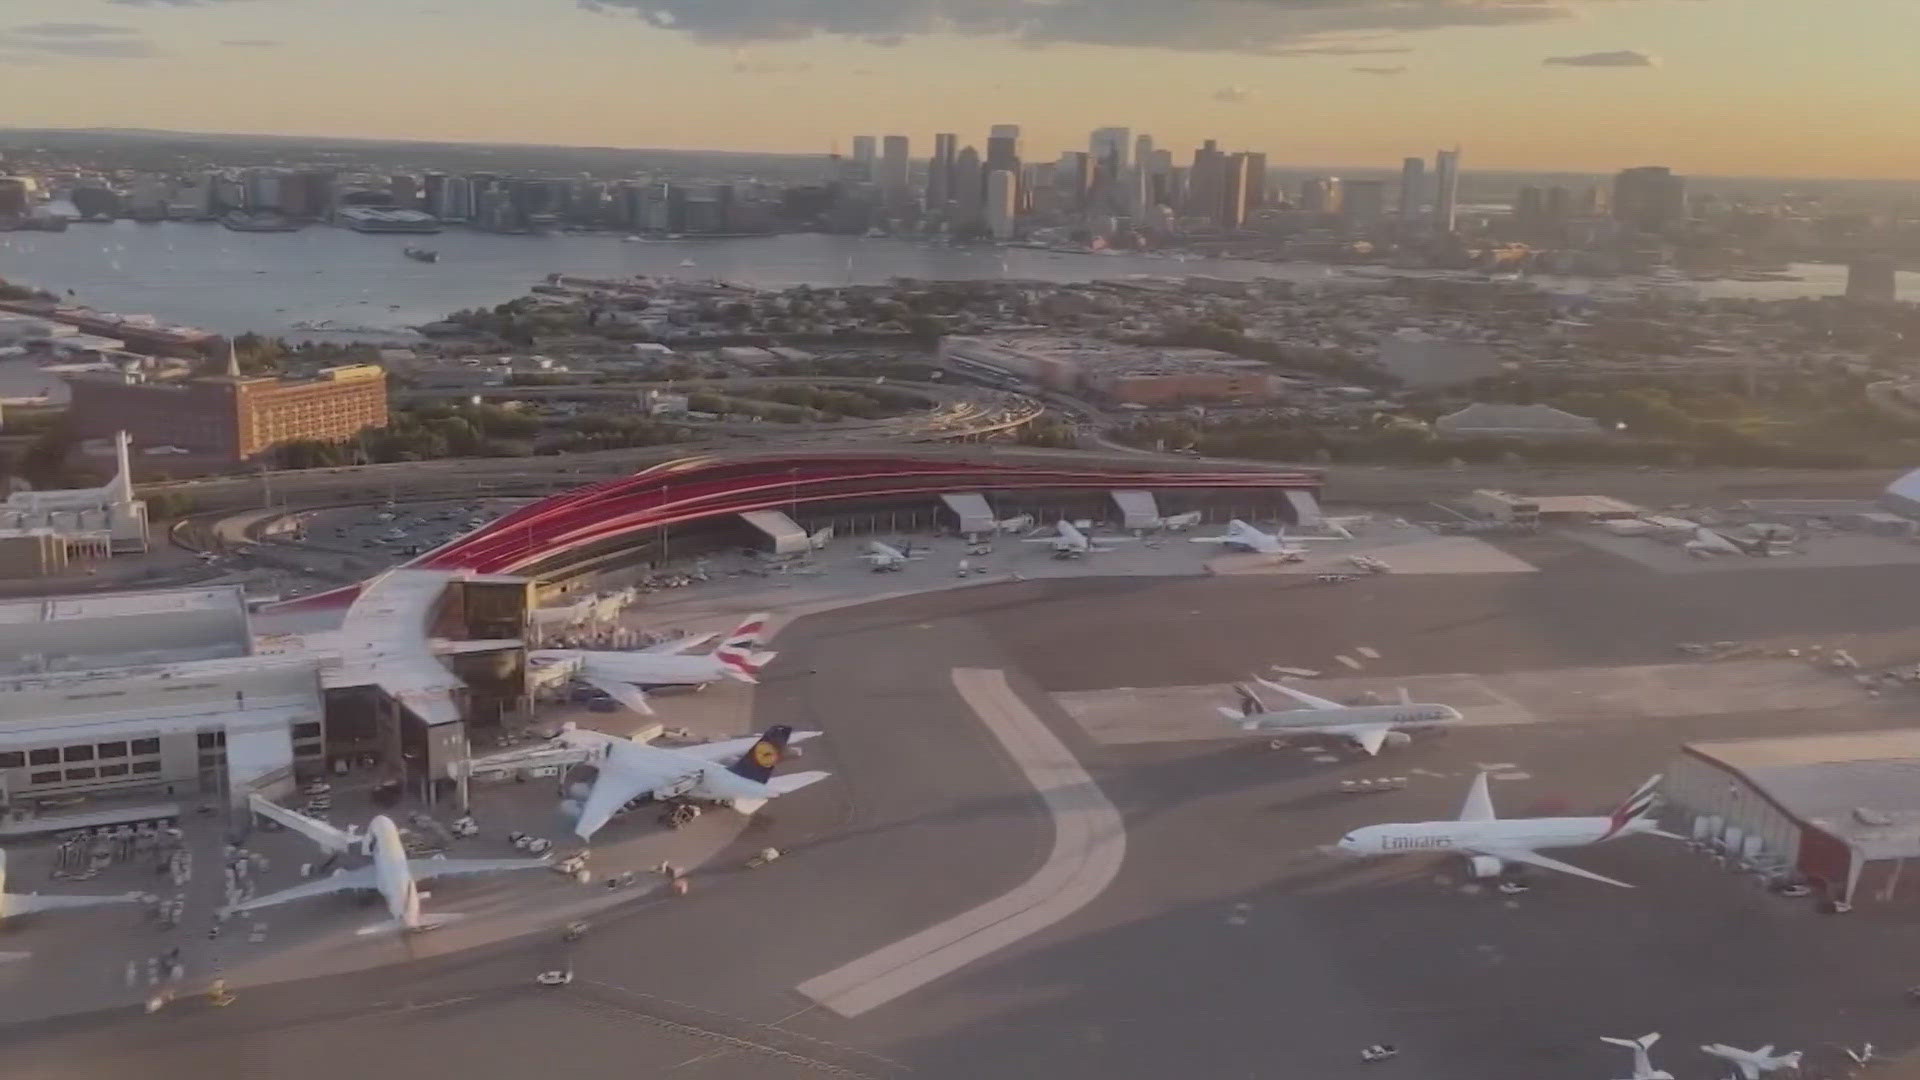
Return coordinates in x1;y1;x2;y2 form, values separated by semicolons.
415;454;1318;576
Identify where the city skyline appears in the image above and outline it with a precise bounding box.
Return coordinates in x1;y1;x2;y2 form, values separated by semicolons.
1;0;1918;179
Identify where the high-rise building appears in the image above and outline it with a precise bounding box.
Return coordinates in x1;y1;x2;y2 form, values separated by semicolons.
390;173;419;210
986;125;1023;216
851;136;877;181
984;169;1018;239
1056;152;1092;209
1188;140;1224;224
880;135;912;204
1433;148;1460;233
1611;166;1687;234
1514;185;1544;230
68;360;388;464
1847;257;1898;304
952;145;984;224
1342;179;1386;225
1545;185;1572;225
441;176;474;221
928;133;958;208
242;168;284;212
1148;149;1174;207
1243;152;1268;208
1135;134;1154;174
422;172;447;217
1220;153;1252;230
0;177;29;216
1089;127;1131;174
1299;177;1342;214
1398;156;1426;222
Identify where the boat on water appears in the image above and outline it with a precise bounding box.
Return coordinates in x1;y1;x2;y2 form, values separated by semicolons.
678;259;697;268
403;247;440;263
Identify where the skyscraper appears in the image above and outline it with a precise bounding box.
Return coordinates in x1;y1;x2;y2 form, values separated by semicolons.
952;145;984;224
1398;156;1426;222
1188;140;1224;224
986;125;1023;216
1611;166;1687;234
1299;177;1342;214
1847;256;1898;304
929;133;958;208
1220;152;1252;230
1243;152;1268;208
851;136;877;181
880;135;912;205
985;169;1017;239
1342;180;1386;225
1056;152;1092;209
1089;127;1130;179
1433;148;1460;233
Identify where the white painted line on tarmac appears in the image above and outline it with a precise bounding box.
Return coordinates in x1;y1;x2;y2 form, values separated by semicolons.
1335;655;1363;670
1357;646;1381;660
796;667;1125;1018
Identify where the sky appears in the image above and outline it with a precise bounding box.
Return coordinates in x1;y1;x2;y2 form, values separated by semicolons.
2;0;1919;178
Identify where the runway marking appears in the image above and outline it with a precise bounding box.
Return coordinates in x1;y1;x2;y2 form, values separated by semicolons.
1335;655;1363;670
1357;646;1381;660
796;667;1125;1019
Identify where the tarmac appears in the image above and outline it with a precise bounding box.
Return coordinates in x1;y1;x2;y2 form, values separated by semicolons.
17;525;1920;1077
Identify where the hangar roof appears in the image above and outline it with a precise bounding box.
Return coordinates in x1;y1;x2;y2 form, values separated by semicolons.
1689;730;1920;859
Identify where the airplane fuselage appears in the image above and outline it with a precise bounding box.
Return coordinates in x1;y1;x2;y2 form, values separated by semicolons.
1343;815;1654;857
536;650;730;686
365;815;423;928
1245;703;1458;733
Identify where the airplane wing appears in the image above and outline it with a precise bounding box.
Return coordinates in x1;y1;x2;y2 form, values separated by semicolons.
1343;725;1390;756
581;675;653;716
407;856;549;880
765;770;831;796
573;750;683;840
638;632;716;656
3;891;144;916
674;730;823;764
1472;846;1633;889
1457;772;1497;822
1255;677;1346;712
225;867;379;915
248;794;360;854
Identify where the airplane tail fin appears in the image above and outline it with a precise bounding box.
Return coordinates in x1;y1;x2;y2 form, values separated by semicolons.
728;724;795;783
716;647;775;683
1396;687;1413;706
1603;774;1664;838
1232;682;1267;717
1601;1033;1660;1051
719;613;770;649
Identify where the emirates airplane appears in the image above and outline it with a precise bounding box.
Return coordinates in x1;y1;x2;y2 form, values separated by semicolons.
1335;772;1671;888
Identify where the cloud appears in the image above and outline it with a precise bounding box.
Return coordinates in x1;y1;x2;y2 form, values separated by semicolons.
13;22;140;37
0;23;158;58
1543;49;1656;67
220;38;282;47
729;51;813;73
573;0;1608;56
1351;65;1407;75
1212;85;1252;103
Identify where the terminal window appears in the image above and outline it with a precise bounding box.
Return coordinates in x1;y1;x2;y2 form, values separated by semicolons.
64;768;95;781
99;763;128;777
130;761;160;775
28;749;57;766
64;745;94;762
29;771;60;785
0;752;21;769
97;742;127;758
130;738;160;756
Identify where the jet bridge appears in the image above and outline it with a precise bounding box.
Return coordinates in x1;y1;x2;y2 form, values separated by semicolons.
939;493;996;535
739;510;811;556
1109;490;1161;531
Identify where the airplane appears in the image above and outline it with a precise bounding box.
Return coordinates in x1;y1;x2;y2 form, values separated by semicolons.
1699;1043;1803;1080
1219;678;1461;756
515;722;829;842
1684;527;1765;558
994;514;1035;535
529;613;775;702
229;803;548;933
1153;511;1203;532
1334;772;1672;888
1601;1033;1674;1080
807;525;834;550
0;848;144;922
1023;520;1131;558
862;541;923;571
1190;519;1309;559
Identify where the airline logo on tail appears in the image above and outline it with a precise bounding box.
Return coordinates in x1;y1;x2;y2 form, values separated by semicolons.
729;724;794;783
1601;774;1663;840
715;613;775;682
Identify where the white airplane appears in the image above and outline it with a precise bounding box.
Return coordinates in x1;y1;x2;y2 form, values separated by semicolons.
1684;527;1769;558
862;541;923;571
1220;678;1461;756
1023;520;1131;558
1156;511;1203;532
229;803;548;933
528;722;829;842
994;514;1034;535
1700;1043;1803;1080
1601;1033;1673;1080
807;525;834;550
1190;519;1308;558
0;848;144;922
530;614;775;703
1335;772;1670;888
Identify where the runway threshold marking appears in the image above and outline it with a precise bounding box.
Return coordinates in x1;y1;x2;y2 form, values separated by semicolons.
795;667;1126;1019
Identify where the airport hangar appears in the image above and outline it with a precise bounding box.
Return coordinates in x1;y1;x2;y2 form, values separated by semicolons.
0;453;1318;832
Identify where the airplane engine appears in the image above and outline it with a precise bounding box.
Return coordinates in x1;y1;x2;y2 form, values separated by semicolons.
1466;855;1505;879
1383;731;1413;749
566;782;593;802
558;798;583;820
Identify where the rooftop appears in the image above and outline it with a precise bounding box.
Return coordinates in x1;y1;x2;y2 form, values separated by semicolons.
0;585;242;627
1689;730;1920;858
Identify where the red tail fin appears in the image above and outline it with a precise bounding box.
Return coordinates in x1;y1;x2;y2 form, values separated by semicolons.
1602;775;1663;839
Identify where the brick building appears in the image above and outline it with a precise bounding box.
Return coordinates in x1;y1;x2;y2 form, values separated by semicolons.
68;364;388;462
